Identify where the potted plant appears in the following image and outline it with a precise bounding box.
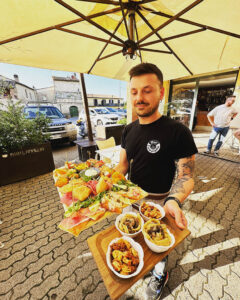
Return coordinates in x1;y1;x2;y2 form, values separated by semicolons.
0;88;55;186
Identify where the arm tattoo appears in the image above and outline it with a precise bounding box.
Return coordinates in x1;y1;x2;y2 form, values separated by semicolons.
171;156;195;195
170;177;189;194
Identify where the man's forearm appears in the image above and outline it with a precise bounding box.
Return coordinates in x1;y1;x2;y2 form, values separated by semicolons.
114;164;128;175
168;176;194;203
168;155;195;203
207;115;215;126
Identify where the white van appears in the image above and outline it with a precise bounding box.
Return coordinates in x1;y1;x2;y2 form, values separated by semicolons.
78;107;119;127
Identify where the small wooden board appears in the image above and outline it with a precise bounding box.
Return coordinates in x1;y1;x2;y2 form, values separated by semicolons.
88;213;191;300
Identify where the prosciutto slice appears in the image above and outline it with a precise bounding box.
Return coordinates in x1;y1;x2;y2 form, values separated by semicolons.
60;192;74;207
59;212;89;230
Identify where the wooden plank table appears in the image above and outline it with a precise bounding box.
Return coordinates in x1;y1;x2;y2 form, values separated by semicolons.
88;213;190;300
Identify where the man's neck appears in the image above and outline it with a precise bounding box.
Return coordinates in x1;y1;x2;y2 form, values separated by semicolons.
138;112;162;124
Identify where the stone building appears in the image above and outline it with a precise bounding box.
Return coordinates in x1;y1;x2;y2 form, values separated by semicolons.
0;74;37;104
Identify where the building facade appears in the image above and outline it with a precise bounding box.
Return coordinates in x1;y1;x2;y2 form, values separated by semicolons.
0;74;37;104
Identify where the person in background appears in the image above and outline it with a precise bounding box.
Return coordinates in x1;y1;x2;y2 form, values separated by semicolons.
204;96;238;156
114;63;198;300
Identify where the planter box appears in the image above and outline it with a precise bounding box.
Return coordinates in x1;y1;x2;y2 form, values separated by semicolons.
0;142;55;186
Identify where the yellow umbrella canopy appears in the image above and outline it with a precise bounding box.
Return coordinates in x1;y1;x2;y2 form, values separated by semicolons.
0;0;240;81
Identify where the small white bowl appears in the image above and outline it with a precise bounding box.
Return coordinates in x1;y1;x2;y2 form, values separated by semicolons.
106;236;144;279
143;228;175;253
139;201;165;222
115;212;144;238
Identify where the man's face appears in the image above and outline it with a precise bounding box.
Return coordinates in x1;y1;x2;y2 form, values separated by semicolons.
130;73;164;117
225;97;235;107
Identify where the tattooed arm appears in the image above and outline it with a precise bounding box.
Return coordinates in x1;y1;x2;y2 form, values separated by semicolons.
164;155;195;229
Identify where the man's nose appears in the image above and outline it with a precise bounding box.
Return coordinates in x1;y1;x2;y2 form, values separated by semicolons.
135;91;143;102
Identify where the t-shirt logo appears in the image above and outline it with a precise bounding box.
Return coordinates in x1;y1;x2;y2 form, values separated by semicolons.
147;140;160;154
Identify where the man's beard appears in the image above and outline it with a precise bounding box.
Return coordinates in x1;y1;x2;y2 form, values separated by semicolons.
135;102;159;117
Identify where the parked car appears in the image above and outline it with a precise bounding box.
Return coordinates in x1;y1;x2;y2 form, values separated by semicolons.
24;105;77;144
105;107;127;118
78;107;119;127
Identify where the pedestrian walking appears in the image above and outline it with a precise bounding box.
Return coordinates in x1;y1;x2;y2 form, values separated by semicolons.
204;96;238;156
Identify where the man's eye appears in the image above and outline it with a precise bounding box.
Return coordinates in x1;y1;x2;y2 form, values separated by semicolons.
144;90;151;93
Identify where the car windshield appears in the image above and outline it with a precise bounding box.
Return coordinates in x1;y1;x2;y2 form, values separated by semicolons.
24;107;64;119
94;108;110;114
107;108;117;113
118;109;126;113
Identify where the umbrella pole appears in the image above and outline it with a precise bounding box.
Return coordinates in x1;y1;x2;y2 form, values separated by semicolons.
79;73;93;142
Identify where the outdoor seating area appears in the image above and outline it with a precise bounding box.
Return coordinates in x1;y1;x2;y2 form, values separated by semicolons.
0;135;239;299
0;1;240;299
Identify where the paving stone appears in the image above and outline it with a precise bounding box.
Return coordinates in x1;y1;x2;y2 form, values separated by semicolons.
11;235;37;254
11;251;39;276
25;237;48;255
46;274;77;300
29;273;59;299
52;239;75;259
27;252;53;277
0;269;27;295
39;237;62;258
203;270;227;299
0;249;25;270
43;253;68;279
35;225;56;241
12;271;43;299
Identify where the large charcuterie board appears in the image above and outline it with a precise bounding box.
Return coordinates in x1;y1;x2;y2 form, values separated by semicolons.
53;159;148;237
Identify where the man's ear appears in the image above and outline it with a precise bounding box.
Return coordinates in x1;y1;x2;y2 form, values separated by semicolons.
160;87;165;100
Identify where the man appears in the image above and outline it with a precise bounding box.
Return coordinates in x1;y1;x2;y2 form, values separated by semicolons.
204;96;238;156
115;63;198;300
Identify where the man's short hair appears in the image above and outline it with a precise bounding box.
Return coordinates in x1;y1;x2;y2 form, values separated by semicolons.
129;63;163;85
225;95;236;102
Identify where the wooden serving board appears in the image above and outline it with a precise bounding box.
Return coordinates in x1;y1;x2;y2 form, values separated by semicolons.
87;213;191;300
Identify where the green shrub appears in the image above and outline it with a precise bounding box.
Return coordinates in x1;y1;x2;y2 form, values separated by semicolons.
117;117;127;125
0;99;50;154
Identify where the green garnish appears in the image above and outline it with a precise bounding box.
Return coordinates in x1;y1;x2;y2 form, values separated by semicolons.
64;191;106;218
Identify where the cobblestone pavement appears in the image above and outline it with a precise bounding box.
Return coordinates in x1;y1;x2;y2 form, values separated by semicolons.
0;141;239;299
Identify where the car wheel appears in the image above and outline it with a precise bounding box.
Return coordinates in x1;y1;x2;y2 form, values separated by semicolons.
97;120;103;126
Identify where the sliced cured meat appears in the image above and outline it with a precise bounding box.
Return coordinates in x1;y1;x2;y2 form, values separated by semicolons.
60;192;73;207
59;212;89;230
87;180;98;195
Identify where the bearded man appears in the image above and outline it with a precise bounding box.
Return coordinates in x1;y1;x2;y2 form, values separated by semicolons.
115;63;198;300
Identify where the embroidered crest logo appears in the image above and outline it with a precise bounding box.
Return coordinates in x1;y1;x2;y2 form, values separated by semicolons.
147;140;160;154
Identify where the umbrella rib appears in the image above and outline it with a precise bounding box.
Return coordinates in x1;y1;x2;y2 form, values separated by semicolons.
138;0;204;43
134;14;143;63
136;9;164;43
119;0;130;40
142;6;240;40
0;7;121;46
57;27;123;46
75;0;120;5
97;50;122;61
139;48;171;54
140;28;206;48
55;0;125;45
137;8;193;75
88;12;126;74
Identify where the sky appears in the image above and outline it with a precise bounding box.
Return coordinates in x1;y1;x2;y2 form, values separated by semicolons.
0;63;127;99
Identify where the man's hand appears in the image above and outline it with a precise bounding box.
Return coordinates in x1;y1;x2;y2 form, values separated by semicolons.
164;200;187;229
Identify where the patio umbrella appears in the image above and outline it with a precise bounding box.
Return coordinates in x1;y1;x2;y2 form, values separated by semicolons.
1;0;240;80
1;0;240;139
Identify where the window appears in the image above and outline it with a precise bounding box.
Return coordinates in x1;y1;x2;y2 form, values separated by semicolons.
25;89;28;98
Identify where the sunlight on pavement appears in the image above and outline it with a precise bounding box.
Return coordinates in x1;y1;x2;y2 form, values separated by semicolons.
77;252;92;259
179;237;240;265
188;188;223;201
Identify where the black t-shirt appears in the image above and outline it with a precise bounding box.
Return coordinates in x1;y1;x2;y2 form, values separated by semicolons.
121;116;198;193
